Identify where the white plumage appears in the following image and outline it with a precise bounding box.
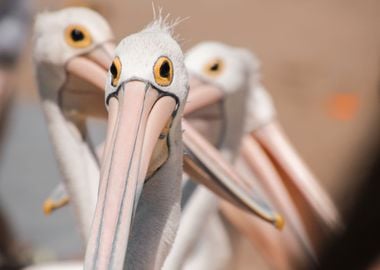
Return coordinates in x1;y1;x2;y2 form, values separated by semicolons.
33;7;114;242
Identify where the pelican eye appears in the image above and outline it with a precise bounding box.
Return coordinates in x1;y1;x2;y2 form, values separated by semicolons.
64;25;92;48
154;56;173;86
110;56;122;87
204;58;224;77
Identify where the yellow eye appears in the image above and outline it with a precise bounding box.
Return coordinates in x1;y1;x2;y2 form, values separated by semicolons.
110;57;122;87
153;56;173;86
204;58;224;77
64;25;92;48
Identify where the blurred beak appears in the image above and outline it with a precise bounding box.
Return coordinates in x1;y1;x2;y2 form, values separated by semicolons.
183;76;283;229
184;76;224;115
43;183;69;215
85;81;177;269
62;42;115;118
248;120;340;229
182;120;284;230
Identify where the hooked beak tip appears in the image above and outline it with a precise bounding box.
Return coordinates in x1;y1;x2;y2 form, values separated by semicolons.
43;199;54;215
43;197;69;215
274;214;285;230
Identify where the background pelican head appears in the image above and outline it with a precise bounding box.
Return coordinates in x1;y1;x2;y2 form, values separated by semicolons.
34;7;114;118
185;41;259;95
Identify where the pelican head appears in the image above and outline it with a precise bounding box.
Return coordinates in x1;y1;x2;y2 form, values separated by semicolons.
34;7;114;118
184;41;259;115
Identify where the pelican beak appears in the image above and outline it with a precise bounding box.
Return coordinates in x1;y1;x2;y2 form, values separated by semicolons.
183;76;283;228
183;76;224;115
85;81;178;269
63;42;115;118
182;120;284;230
247;120;341;229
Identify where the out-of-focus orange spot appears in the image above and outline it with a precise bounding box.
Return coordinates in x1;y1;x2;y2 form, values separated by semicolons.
326;93;360;121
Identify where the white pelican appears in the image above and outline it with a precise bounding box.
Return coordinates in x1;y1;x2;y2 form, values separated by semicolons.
84;19;282;270
186;42;340;238
33;7;114;242
183;41;340;234
166;42;339;269
166;42;302;270
171;41;340;269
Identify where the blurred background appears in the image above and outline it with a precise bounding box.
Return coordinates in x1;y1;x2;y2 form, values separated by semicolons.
0;0;379;266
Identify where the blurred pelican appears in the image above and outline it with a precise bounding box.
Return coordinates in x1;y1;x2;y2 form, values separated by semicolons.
182;42;340;235
84;19;282;270
33;7;114;241
166;42;297;270
166;41;341;269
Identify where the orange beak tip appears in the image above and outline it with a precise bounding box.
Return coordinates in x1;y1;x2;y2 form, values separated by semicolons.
274;214;285;230
43;199;54;215
42;197;69;216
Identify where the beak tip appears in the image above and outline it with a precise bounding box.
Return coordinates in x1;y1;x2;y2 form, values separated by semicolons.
42;197;69;215
43;199;54;215
274;214;285;230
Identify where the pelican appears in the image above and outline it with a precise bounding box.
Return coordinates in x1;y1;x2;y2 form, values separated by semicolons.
165;41;340;269
182;41;340;235
166;42;306;270
33;10;282;270
33;7;114;241
84;19;282;270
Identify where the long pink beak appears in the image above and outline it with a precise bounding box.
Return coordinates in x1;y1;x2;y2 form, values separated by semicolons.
85;81;177;269
246;121;341;234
